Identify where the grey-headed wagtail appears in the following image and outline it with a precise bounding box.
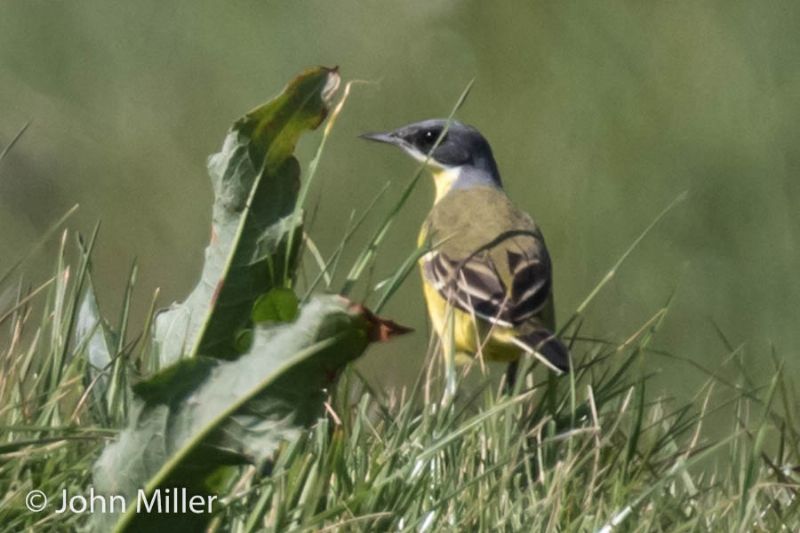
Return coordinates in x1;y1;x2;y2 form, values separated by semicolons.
361;120;570;393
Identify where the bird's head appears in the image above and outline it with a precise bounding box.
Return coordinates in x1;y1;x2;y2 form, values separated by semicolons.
361;119;501;200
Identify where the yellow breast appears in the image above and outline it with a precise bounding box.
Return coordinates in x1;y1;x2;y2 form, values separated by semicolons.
419;264;523;364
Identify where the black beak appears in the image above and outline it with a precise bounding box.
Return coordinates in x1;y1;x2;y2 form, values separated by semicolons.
359;131;403;146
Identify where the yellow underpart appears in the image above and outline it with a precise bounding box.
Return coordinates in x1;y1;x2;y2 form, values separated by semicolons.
421;277;524;364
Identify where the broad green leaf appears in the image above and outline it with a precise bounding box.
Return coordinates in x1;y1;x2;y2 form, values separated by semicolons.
252;287;300;324
153;67;340;366
90;67;410;532
92;295;400;533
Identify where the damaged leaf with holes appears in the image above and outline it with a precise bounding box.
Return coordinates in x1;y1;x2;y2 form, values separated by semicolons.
153;66;341;367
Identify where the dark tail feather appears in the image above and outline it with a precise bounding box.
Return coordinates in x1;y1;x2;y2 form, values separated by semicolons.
514;329;570;373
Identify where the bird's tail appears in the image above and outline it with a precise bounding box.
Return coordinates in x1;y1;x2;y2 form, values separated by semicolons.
511;328;570;373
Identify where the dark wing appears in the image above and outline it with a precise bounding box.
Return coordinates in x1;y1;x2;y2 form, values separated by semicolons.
421;233;552;328
505;248;551;324
423;251;514;327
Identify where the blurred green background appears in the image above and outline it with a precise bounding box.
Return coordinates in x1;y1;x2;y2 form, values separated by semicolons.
1;1;798;397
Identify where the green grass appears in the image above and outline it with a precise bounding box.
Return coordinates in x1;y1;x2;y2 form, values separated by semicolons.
2;216;798;532
2;97;799;532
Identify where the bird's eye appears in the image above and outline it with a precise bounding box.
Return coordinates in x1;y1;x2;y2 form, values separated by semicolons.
418;129;440;148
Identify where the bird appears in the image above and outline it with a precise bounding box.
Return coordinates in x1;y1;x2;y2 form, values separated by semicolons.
361;119;570;395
